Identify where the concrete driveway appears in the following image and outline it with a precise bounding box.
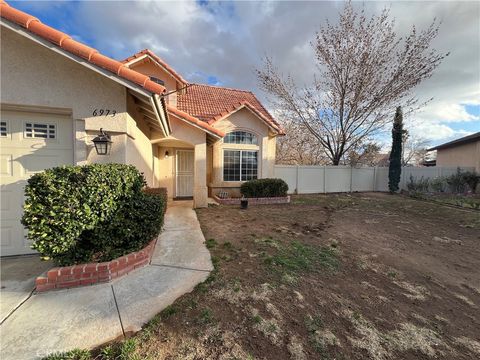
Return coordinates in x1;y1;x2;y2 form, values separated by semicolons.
0;255;51;323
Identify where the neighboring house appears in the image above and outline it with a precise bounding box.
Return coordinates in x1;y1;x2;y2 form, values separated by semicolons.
0;1;284;256
428;132;480;172
373;153;390;167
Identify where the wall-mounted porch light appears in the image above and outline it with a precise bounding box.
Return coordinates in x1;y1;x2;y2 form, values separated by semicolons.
92;128;112;155
165;150;169;158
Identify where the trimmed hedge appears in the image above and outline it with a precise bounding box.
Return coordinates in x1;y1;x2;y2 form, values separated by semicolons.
240;178;289;198
22;164;167;266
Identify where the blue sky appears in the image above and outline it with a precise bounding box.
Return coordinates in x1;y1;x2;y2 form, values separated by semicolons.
8;0;480;147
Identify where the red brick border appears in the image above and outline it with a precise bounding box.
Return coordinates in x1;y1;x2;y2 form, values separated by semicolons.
35;239;157;292
213;195;290;205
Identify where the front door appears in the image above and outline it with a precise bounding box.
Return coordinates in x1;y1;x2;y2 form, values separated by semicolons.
176;150;194;197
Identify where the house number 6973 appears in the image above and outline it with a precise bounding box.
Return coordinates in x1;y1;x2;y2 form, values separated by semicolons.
92;109;117;117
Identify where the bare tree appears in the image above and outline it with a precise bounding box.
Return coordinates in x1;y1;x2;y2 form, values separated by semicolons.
257;2;448;165
276;119;329;165
402;130;430;166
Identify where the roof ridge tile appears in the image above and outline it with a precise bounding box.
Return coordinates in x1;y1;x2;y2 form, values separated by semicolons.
190;83;254;94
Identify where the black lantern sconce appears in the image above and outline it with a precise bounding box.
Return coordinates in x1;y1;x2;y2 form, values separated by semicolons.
165;150;169;158
92;128;112;155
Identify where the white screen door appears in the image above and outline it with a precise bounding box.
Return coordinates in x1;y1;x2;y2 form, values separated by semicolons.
176;150;194;197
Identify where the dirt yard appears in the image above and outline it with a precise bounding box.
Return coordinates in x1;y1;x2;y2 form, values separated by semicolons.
94;193;479;360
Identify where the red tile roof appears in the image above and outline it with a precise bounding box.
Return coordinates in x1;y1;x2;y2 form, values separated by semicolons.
167;105;225;138
177;84;284;134
122;49;188;85
0;1;166;95
2;1;283;137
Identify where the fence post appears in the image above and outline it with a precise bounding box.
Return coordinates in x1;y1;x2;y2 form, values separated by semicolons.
323;166;326;193
400;166;405;190
295;165;299;194
373;166;377;192
350;166;353;193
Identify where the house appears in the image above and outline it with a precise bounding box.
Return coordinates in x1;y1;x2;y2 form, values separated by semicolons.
0;1;284;256
427;132;480;172
373;153;390;167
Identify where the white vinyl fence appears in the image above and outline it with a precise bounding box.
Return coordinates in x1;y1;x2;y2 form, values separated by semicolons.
274;165;474;194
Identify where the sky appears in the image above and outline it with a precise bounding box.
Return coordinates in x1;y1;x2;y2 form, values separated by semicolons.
10;0;480;147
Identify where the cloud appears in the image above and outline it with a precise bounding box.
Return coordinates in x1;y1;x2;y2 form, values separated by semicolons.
418;103;479;123
21;0;480;145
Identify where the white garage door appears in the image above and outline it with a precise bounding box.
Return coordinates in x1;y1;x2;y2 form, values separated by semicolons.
0;110;73;256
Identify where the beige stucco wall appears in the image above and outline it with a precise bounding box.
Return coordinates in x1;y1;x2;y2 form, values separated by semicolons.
209;107;277;196
128;60;179;107
157;145;176;197
1;27;127;122
1;26;161;188
85;112;159;187
126;120;157;187
436;140;480;172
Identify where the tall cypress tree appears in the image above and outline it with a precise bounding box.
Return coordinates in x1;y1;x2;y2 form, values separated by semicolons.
388;107;403;193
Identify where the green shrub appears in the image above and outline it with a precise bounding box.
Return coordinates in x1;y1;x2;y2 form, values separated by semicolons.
446;168;467;193
444;169;479;194
407;175;430;193
22;164;167;265
240;178;288;198
430;177;446;193
81;191;166;262
461;171;479;194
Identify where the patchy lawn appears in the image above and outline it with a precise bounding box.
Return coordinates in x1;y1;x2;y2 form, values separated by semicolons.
49;193;480;360
408;192;480;210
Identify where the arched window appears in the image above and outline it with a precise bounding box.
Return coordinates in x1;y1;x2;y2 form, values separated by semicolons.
224;131;258;145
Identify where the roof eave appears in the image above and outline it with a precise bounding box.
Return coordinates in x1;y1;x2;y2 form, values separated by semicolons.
152;95;171;137
427;132;480;151
213;103;283;135
123;51;188;86
167;105;224;139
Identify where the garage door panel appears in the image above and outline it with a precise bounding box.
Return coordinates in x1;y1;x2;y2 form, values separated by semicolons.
20;153;71;176
1;220;31;256
1;109;73;256
1;154;13;176
1;181;26;217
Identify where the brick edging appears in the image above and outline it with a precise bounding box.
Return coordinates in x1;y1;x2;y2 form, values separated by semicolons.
213;195;290;205
35;239;157;292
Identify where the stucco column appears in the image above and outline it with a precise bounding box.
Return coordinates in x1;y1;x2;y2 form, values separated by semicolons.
194;142;208;208
74;119;87;165
262;136;269;178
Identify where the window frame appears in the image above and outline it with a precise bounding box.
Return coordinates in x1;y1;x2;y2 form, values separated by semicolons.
0;120;8;138
223;131;258;145
223;149;258;182
24;122;57;140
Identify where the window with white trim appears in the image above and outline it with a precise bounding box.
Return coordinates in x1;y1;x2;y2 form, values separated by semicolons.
224;131;258;145
25;123;56;139
223;150;258;181
0;121;7;137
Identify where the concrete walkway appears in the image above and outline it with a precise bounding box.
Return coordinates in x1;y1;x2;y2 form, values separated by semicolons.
0;201;212;360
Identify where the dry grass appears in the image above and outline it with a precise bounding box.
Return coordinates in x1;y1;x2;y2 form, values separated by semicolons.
45;193;480;360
